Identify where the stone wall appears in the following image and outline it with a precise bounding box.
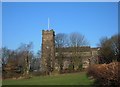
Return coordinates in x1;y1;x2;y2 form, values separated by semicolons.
55;47;99;70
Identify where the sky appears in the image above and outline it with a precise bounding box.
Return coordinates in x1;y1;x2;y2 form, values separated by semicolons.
2;2;118;53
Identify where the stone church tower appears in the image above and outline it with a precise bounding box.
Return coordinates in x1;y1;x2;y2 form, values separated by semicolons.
41;29;55;75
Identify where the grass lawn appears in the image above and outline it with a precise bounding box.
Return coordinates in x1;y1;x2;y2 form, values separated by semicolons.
2;72;94;85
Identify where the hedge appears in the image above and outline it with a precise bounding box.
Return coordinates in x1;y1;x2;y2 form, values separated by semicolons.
87;62;120;86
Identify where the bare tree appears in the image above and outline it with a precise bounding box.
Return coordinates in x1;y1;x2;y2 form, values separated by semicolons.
69;32;89;70
69;32;88;47
31;50;41;71
55;33;68;73
2;42;34;78
2;47;19;78
16;42;33;78
55;33;69;48
2;47;10;66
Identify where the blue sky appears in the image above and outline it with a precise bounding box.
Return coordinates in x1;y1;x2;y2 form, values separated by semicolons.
2;2;118;53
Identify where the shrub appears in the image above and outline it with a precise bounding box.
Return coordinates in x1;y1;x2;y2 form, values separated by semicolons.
78;63;83;70
87;62;120;86
31;71;46;76
68;63;74;71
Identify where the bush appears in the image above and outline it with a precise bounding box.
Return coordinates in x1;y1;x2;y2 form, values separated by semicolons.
78;63;83;70
68;63;74;71
87;62;120;86
31;71;46;76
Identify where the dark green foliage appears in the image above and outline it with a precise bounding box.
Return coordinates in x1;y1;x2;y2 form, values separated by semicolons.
68;63;74;71
99;34;119;63
78;63;83;70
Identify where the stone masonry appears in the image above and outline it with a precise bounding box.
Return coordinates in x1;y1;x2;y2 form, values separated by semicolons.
41;29;55;75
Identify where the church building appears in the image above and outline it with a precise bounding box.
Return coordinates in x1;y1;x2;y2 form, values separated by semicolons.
41;29;99;74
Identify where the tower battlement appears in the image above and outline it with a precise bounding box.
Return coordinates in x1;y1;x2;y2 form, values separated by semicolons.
42;29;55;34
